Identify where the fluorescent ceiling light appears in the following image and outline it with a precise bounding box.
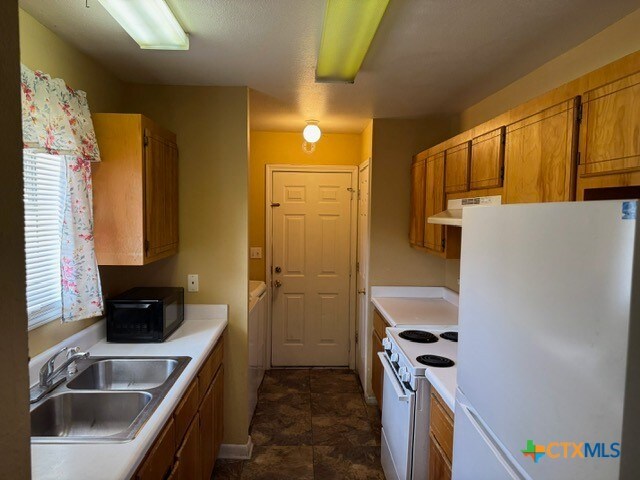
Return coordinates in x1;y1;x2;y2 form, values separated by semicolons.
316;0;390;83
98;0;189;50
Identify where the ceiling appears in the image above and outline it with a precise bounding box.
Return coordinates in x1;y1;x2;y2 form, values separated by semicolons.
20;0;639;133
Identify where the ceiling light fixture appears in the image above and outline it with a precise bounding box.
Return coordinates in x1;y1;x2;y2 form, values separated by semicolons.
316;0;390;83
98;0;189;50
303;120;322;143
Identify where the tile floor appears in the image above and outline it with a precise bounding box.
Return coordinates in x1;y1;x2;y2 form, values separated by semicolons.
212;368;385;479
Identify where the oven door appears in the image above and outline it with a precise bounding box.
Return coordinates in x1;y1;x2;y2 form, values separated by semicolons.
378;352;416;480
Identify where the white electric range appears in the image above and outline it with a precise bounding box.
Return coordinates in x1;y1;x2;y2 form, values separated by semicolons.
379;326;459;480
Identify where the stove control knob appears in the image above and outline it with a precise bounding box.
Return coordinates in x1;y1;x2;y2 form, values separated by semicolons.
401;370;412;383
390;352;399;363
398;366;407;377
382;338;391;349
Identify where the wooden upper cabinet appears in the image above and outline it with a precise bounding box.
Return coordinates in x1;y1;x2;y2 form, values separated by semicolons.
424;152;445;253
445;142;470;194
93;114;179;265
409;159;426;247
579;70;640;177
504;97;580;204
470;126;505;190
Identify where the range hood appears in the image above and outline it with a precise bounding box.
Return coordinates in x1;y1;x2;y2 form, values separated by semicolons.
428;195;502;227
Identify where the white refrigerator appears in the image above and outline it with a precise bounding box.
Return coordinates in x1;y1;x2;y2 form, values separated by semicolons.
452;200;639;480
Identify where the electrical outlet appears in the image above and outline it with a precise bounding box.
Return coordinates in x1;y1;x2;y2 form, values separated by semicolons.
250;247;263;259
187;274;199;292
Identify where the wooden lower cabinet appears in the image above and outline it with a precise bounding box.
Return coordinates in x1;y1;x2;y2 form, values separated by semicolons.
372;309;390;407
429;432;452;480
135;335;224;480
428;391;455;480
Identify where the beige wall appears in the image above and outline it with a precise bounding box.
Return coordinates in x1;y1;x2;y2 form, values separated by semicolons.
369;117;453;286
361;120;373;163
99;84;250;446
19;8;126;357
249;130;362;281
460;8;640;130
1;2;31;477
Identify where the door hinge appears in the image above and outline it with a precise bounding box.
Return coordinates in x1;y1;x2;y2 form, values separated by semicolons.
143;135;149;147
576;103;583;124
355;332;359;344
576;151;581;166
144;239;150;253
356;261;360;273
441;238;446;250
500;165;505;181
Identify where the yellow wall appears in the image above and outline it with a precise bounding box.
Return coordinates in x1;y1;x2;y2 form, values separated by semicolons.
369;118;453;286
98;84;251;446
19;9;126;357
459;8;640;130
1;2;31;477
249;130;362;281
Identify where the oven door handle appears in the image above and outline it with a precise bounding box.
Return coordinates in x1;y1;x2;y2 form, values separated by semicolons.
377;352;409;402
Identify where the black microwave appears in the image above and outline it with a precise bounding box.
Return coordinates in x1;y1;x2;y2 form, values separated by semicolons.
106;287;184;343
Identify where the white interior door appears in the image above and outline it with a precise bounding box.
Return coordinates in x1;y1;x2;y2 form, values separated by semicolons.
356;160;371;387
271;170;354;366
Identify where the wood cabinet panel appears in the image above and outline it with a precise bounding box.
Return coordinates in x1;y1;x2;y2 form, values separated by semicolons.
137;419;176;480
198;340;223;402
429;432;452;480
93;113;179;265
409;159;426;247
373;309;389;340
424;152;445;252
445;142;470;194
174;379;199;449
371;331;384;408
470;127;505;190
212;367;224;459
144;128;179;262
430;393;454;463
199;382;215;480
504;97;580;204
175;415;201;480
579;71;640;176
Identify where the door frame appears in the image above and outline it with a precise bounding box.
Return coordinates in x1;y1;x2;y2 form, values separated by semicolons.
265;164;358;369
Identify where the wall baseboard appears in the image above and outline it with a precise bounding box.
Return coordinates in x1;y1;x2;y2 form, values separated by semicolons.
218;436;254;460
364;394;378;406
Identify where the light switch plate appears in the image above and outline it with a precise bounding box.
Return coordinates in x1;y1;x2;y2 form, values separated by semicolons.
250;247;263;259
187;274;199;292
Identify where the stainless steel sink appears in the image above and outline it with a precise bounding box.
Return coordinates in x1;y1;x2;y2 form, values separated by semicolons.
31;392;151;441
67;358;179;390
30;356;190;443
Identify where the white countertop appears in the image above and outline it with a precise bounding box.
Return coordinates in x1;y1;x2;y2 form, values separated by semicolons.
371;286;459;327
371;287;458;410
30;305;227;480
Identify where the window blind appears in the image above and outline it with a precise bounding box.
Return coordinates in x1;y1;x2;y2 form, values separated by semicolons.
23;150;66;329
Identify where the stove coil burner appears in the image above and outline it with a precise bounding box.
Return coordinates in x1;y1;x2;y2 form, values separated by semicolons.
439;331;458;342
416;355;455;368
399;330;438;343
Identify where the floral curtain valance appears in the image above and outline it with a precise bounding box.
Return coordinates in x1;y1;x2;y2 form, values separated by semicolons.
20;64;101;162
20;64;103;323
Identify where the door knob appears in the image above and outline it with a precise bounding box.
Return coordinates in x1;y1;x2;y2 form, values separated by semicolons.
358;289;366;294
274;280;282;288
275;266;282;273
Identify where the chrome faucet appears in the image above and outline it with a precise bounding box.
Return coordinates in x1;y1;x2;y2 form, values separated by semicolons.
30;346;90;403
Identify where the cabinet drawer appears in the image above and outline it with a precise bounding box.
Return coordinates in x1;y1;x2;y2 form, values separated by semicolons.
176;415;201;480
137;418;176;480
373;310;389;340
429;431;452;480
430;392;454;463
174;378;199;449
198;340;223;400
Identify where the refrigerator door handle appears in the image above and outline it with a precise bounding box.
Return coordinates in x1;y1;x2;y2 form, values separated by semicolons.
458;402;530;480
378;352;409;402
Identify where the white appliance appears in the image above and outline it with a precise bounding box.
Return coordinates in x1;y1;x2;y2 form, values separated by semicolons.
427;195;502;226
380;326;459;480
453;200;638;480
248;280;267;420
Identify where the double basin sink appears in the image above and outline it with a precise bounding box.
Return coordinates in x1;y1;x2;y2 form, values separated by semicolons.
30;356;190;443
